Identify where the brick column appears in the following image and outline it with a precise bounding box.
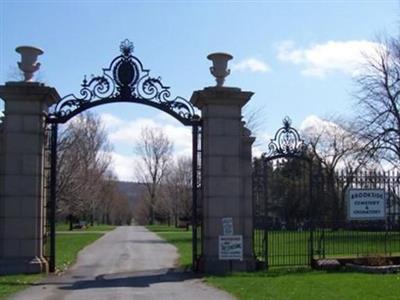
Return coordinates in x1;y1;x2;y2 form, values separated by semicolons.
0;82;59;275
191;87;256;273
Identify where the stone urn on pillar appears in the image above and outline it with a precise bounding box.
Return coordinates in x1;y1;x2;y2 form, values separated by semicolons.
0;45;60;275
15;46;44;82
190;51;256;274
207;52;233;87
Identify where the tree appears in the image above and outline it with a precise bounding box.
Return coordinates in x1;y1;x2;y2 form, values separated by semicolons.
134;126;173;225
57;112;112;228
302;117;363;172
163;156;192;228
243;105;266;148
302;117;365;221
89;172;133;226
354;35;400;168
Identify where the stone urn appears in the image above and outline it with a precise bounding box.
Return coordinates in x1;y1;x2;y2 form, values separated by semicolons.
15;46;44;82
207;52;233;87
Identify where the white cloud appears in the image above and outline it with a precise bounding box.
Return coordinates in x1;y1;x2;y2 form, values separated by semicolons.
108;118;158;143
277;40;384;78
108;117;191;154
300;115;329;131
100;113;124;130
300;115;345;136
232;58;271;73
99;113;193;180
252;132;273;158
252;145;264;158
108;152;138;181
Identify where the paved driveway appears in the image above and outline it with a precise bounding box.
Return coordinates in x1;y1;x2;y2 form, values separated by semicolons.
9;226;234;300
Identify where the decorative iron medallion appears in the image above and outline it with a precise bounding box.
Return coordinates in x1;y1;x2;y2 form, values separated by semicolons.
263;116;307;159
47;39;199;126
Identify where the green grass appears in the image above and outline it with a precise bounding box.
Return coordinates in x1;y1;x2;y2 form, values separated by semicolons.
0;274;44;300
147;225;192;269
0;225;114;299
55;232;103;271
56;223;116;232
206;269;400;300
148;224;400;300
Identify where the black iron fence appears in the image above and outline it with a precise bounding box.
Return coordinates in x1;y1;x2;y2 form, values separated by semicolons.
313;170;400;261
253;163;400;268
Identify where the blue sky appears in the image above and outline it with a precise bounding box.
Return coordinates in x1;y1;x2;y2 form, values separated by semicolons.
1;1;399;180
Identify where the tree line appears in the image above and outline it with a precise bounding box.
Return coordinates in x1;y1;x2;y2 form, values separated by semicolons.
55;113;192;229
55;112;132;229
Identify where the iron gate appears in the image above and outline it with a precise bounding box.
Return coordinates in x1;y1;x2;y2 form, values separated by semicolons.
253;117;400;269
45;40;203;272
253;117;314;268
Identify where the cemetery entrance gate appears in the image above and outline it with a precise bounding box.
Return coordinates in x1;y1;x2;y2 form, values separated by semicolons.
45;40;203;272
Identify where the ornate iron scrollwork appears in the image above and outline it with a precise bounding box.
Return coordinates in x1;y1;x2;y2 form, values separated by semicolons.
263;116;307;159
47;39;199;125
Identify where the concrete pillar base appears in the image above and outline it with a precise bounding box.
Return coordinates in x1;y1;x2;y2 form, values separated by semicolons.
0;256;48;275
198;256;257;274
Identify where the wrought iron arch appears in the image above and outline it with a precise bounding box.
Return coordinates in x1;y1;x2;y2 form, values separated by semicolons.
47;39;200;126
45;40;202;273
262;116;308;161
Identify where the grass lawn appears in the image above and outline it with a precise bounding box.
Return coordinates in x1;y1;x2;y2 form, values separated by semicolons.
56;223;116;232
55;232;104;272
0;274;44;300
148;224;400;300
207;269;400;300
0;224;115;299
146;224;192;269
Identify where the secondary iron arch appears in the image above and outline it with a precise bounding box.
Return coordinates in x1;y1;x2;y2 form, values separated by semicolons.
46;40;202;273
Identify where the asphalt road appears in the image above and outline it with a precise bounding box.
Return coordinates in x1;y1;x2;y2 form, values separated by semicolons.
9;226;234;300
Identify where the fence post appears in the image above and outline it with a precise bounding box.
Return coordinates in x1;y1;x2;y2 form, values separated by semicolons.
49;123;58;273
309;160;314;267
262;158;269;270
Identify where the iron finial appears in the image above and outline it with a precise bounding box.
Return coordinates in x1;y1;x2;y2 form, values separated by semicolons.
283;116;292;129
120;39;134;56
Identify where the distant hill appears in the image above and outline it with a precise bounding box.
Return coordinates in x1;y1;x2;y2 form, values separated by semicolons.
115;181;146;208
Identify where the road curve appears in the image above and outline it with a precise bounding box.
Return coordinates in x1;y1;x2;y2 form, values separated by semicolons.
9;226;234;300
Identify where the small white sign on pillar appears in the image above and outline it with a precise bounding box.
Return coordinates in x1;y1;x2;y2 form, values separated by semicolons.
219;235;243;260
222;217;234;236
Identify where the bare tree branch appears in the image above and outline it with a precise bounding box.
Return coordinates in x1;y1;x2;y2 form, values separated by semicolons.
133;126;173;225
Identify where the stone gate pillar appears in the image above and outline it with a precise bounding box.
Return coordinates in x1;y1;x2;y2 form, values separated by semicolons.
191;87;256;273
0;82;59;274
